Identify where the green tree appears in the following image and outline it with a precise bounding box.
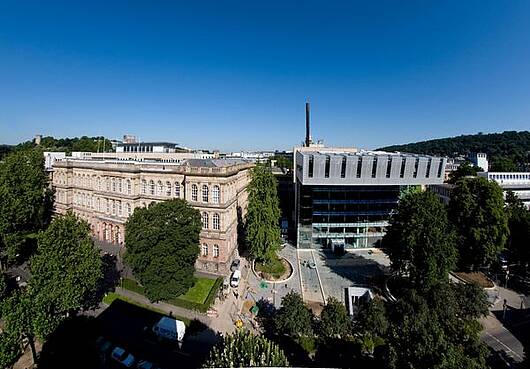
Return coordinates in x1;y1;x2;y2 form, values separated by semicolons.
245;164;282;263
448;177;509;271
448;161;481;184
275;292;314;337
30;213;102;337
0;328;21;369
384;191;458;290
490;156;518;172
125;199;202;301
0;148;51;265
319;297;353;338
505;191;530;269
204;330;289;368
355;299;388;356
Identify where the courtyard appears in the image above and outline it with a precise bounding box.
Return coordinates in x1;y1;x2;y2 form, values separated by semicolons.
298;248;391;306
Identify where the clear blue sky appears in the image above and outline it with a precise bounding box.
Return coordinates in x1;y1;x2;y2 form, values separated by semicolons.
1;1;530;151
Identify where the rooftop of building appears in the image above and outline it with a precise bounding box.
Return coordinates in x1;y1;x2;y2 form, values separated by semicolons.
116;141;179;147
297;147;444;159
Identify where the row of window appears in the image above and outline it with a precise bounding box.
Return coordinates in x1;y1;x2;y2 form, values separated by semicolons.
191;184;220;203
141;180;181;198
57;172;226;204
202;212;221;230
73;192;133;217
491;173;530;181
308;156;444;179
201;243;220;258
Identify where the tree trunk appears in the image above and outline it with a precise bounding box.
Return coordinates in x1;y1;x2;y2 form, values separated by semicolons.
27;334;38;365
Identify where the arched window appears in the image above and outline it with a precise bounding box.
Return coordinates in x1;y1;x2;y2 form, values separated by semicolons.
118;201;122;216
191;184;198;201
112;200;116;215
213;213;220;230
127;180;132;195
106;178;111;192
166;181;172;196
112;178;116;192
149;180;155;195
202;212;209;229
201;244;208;257
202;185;209;202
118;179;122;193
213;244;219;258
97;177;101;191
157;181;163;196
106;199;110;214
212;185;220;204
174;182;180;198
141;180;147;194
127;203;132;216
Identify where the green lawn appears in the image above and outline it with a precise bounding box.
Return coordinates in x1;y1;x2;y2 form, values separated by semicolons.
178;277;217;304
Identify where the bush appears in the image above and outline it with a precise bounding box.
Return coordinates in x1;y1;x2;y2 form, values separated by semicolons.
256;255;286;279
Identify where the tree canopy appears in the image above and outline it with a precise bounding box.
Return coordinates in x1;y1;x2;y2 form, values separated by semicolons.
447;161;481;184
124;199;202;301
204;330;289;368
384;191;458;290
505;191;530;268
274;292;314;337
378;130;530;168
30;212;102;337
357;283;489;369
448;177;509;270
0;148;51;264
245;164;282;263
15;135;113;153
319;297;353;338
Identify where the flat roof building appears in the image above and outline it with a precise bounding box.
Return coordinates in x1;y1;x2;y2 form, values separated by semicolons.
293;148;447;250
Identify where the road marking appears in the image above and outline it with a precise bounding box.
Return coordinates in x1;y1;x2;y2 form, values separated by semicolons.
483;331;523;360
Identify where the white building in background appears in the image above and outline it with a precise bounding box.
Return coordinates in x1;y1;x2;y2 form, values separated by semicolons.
43;152;66;171
478;171;530;209
469;152;489;171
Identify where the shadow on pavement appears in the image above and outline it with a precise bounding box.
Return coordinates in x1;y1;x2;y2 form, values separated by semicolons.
492;307;530;356
39;316;102;369
97;299;219;368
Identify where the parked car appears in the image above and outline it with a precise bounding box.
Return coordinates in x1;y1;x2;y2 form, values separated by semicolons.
111;347;136;368
230;258;241;271
230;269;241;288
95;336;112;356
137;360;160;369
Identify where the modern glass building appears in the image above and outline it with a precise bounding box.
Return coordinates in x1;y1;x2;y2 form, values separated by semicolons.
294;148;446;250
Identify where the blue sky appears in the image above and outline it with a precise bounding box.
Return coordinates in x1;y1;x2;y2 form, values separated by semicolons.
1;1;530;151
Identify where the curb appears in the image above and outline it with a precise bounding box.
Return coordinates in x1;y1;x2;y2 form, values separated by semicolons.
251;258;294;284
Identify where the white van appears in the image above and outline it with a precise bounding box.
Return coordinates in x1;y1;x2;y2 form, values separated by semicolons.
152;317;186;346
230;270;241;288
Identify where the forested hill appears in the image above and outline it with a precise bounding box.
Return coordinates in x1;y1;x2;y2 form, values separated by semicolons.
378;131;530;163
10;136;113;154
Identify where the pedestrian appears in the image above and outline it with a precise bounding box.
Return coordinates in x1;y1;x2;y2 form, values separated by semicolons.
284;283;287;289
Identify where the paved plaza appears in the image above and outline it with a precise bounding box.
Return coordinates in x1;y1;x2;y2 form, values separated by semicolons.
299;248;391;305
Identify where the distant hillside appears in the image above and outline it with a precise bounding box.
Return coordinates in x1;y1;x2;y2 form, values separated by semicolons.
378;131;530;165
15;136;113;153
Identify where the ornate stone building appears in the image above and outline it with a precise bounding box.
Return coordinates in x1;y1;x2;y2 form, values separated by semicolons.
52;157;252;274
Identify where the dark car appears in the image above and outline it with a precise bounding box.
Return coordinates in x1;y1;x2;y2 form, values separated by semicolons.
230;259;241;271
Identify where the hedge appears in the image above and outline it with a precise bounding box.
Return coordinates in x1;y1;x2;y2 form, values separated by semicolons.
121;276;223;313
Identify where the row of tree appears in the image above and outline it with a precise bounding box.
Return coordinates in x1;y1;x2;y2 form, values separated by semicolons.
0;148;104;367
14;135;113;153
386;177;509;277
